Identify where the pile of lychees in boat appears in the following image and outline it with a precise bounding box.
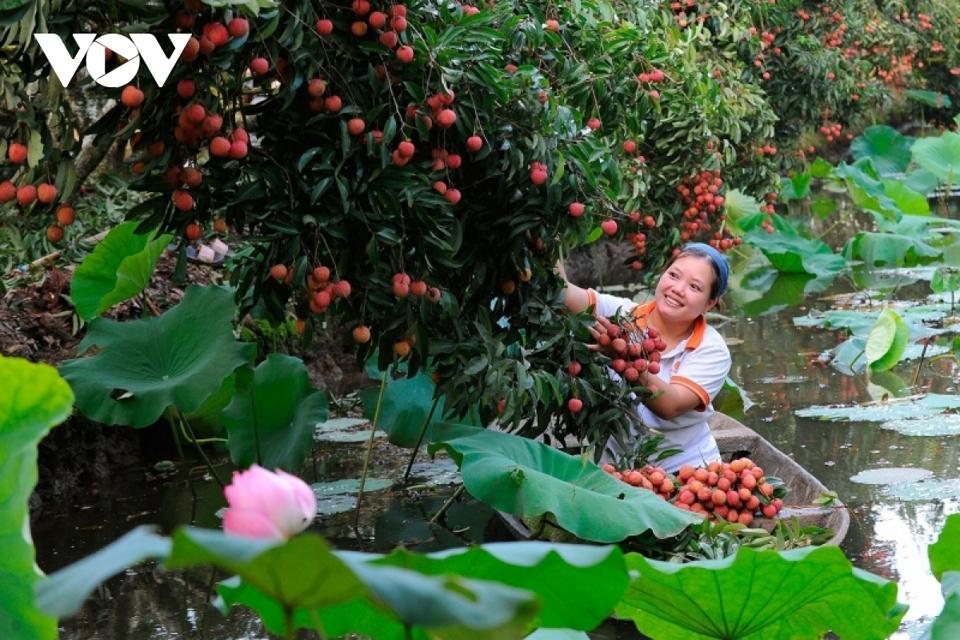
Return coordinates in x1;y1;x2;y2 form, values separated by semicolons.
601;458;785;525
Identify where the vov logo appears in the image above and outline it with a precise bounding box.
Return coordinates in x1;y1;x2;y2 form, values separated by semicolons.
34;33;191;88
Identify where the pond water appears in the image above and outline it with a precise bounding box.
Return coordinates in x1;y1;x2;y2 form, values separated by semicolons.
32;194;960;639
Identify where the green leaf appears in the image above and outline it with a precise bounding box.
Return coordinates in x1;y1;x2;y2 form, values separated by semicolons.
360;361;446;447
930;514;960;581
427;423;699;542
615;546;906;640
780;173;811;201
931;267;960;295
369;542;628;630
744;215;846;277
60;285;255;427
0;357;74;640
811;197;837;219
27;129;43;168
931;572;960;640
865;309;909;372
722;189;761;233
809;157;834;179
843;232;941;267
850;125;914;175
71;221;173;321
912;132;960;182
36;526;171;619
905;89;952;110
796;394;960;423
222;353;328;471
881;180;929;216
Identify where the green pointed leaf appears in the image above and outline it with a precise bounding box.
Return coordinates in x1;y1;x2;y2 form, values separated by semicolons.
843;232;941;267
615;546;906;640
0;357;74;640
71;221;173;321
222;354;328;471
36;526;171;619
808;157;834;179
930;514;960;581
865;309;909;372
850;125;914;175
427;423;699;542
60;285;255;427
780;173;812;201
369;542;628;630
913;132;960;182
931;267;960;294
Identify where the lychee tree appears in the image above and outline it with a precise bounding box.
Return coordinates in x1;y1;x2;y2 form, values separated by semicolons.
3;0;960;449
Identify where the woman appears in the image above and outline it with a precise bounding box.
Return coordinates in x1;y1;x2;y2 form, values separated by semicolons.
559;243;732;472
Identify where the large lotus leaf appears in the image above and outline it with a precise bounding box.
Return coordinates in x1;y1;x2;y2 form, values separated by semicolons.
881;180;929;216
779;173;812;201
36;526;171;619
930;514;960;580
795;394;960;423
744;215;846;277
729;268;835;316
903;168;940;195
0;357;73;640
850;125;914;175
166;528;365;611
59;285;255;427
865;309;909;372
221;353;328;471
835;159;901;219
362;542;628;631
843;232;942;267
71;221;173;320
614;546;906;640
218;545;540;639
913;132;960;182
427;423;699;542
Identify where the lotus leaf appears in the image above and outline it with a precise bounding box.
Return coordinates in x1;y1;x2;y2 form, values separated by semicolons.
844;232;941;267
361;359;447;447
60;285;255;427
886;479;960;501
615;546;906;640
931;572;960;640
364;542;628;630
0;357;74;640
905;89;952;109
850;467;933;485
744;215;846;277
71;221;173;320
427;423;699;542
930;514;960;580
850;125;914;175
913;132;960;182
222;353;328;471
795;394;960;422
525;630;589;640
865;309;909;372
721;189;761;232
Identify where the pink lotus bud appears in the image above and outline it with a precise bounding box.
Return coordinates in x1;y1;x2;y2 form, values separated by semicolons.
222;465;316;540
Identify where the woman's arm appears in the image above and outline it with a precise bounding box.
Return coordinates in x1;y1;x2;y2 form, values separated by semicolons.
639;372;703;421
555;259;591;313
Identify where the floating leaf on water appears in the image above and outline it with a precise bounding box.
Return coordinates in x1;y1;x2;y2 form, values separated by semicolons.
850;468;934;485
886;479;960;501
758;375;808;384
796;394;960;422
406;457;461;486
880;415;960;437
313;479;393;516
315;418;386;443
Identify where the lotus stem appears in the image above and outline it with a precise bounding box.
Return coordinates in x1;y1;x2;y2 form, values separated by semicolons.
912;340;931;387
402;395;441;483
178;412;225;488
354;371;389;530
428;484;465;526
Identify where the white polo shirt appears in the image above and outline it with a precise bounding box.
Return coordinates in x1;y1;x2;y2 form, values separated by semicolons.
586;289;731;472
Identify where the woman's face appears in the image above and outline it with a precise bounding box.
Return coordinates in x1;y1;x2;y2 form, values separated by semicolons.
654;255;717;325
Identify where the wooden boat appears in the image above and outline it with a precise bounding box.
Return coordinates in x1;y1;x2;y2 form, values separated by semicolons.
500;412;850;547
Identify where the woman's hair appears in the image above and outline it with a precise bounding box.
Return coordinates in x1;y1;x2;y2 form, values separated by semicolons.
665;244;729;301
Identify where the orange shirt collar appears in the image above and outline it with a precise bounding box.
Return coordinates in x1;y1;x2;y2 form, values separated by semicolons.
631;300;706;350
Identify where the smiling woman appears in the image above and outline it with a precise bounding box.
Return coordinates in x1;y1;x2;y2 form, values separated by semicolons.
560;243;732;472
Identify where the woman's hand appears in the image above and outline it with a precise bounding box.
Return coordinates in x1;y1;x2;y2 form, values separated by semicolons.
587;316;620;355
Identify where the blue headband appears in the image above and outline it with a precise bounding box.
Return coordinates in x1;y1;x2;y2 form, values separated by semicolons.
681;242;729;298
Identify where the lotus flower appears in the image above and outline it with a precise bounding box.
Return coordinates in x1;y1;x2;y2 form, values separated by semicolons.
223;465;316;540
